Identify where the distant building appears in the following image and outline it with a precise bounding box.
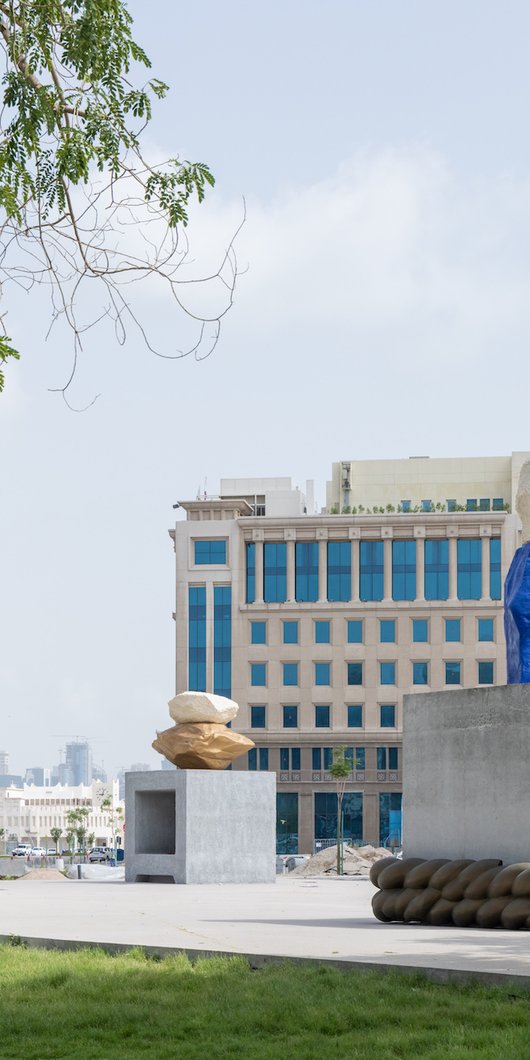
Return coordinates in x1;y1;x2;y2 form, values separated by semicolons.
0;780;122;847
171;455;527;854
25;768;50;787
0;751;9;775
65;741;92;786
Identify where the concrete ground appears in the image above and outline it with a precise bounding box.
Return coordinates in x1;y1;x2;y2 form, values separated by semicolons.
1;876;530;985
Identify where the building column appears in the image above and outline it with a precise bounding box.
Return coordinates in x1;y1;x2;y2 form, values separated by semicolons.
383;538;392;602
255;540;264;605
351;539;359;601
481;535;490;601
416;537;425;602
298;791;314;855
318;539;327;602
286;539;295;602
449;536;457;601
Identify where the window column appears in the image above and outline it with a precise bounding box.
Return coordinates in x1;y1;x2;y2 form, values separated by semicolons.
318;538;327;602
383;537;392;602
481;533;490;600
351;537;359;601
416;536;425;602
254;540;264;605
286;539;295;602
448;536;457;601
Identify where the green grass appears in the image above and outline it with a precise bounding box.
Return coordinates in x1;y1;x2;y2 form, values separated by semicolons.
1;945;530;1059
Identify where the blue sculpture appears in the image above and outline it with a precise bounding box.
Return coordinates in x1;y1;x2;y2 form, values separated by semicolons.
505;461;530;683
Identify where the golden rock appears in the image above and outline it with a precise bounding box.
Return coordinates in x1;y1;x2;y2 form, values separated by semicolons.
152;722;255;770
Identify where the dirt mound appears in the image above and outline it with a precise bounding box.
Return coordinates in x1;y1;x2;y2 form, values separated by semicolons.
291;844;391;877
18;868;68;881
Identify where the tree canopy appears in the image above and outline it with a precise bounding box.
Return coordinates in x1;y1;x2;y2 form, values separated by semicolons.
0;0;241;400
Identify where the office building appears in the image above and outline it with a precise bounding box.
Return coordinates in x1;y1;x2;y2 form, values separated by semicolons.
170;454;527;853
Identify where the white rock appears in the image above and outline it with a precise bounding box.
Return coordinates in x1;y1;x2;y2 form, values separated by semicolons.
168;690;239;725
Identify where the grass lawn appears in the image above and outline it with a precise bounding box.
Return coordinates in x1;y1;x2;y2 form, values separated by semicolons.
1;944;530;1059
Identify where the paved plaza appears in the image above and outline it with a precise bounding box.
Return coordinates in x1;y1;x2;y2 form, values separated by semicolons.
1;876;530;985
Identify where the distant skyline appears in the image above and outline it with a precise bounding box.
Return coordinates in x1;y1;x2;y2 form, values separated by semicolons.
2;1;530;776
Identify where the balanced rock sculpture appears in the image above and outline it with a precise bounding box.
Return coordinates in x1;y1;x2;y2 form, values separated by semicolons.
152;691;255;770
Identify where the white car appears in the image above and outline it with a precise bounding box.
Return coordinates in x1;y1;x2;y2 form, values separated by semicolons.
11;844;31;857
30;846;46;857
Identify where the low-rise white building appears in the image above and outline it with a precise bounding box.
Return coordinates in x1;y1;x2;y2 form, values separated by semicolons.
0;780;123;848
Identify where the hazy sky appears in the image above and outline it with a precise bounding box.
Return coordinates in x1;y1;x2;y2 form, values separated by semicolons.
2;0;530;778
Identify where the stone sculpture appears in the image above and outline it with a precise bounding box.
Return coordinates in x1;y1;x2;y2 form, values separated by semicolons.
152;691;255;769
505;460;530;682
371;857;530;929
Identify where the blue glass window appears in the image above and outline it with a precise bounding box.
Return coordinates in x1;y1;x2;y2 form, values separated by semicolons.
251;663;266;686
246;543;255;604
380;705;396;728
259;748;269;770
413;661;428;685
250;706;266;729
188;586;206;691
283;705;298;728
492;498;504;512
360;541;384;601
490;538;501;600
347;662;363;685
315;620;330;644
291;747;301;771
264;542;287;603
401;500;411;512
421;500;432;513
315;662;330;685
380;662;396;685
377;747;387;769
447;499;456;512
315;791;363;843
283;663;298;686
412;619;428;642
295;542;318;602
380;619;395;643
213;586;231;699
323;747;333;770
425;540;449;600
445;618;461;642
347;705;363;728
194;539;226;565
315;705;330;728
276;792;298;854
466;499;478;512
445;661;461;685
478;661;494;684
248;748;257;770
347;620;363;643
392;541;416;601
280;747;289;770
389;747;399;770
283;621;298;644
379;792;402;846
251;621;266;644
327;541;351;602
478;618;494;642
248;747;268;770
354;747;366;770
312;747;322;770
457;539;482;600
480;498;490;512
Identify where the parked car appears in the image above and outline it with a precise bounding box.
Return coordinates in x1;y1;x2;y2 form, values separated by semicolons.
11;844;31;857
46;847;57;856
30;847;46;858
88;847;112;863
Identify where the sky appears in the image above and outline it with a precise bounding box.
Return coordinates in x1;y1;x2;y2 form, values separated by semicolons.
2;0;530;778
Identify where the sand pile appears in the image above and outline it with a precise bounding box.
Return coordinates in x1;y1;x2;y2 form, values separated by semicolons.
291;844;391;877
18;868;68;881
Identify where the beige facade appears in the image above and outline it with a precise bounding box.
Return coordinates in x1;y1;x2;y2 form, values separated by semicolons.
0;780;123;848
171;462;523;854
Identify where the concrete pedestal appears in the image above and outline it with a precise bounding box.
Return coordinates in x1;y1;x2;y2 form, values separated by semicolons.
403;683;530;864
125;769;276;884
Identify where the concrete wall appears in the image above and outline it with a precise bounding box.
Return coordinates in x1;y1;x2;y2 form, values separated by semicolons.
125;770;276;884
403;684;530;864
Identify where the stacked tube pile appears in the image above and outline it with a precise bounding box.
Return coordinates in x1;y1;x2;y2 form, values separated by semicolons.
371;857;530;929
